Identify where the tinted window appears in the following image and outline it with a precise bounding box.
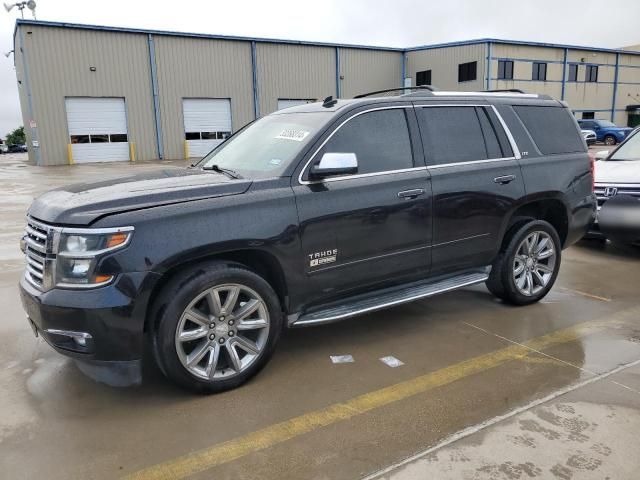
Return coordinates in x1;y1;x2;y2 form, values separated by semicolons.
417;106;490;165
532;62;547;81
416;70;432;86
514;106;585;155
458;62;477;82
586;65;598;83
320;109;413;174
568;64;578;82
498;60;514;80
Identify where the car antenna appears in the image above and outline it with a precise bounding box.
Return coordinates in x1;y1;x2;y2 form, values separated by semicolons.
322;96;338;108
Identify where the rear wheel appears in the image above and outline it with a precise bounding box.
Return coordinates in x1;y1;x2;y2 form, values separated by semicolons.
486;220;561;305
604;135;617;146
152;262;282;393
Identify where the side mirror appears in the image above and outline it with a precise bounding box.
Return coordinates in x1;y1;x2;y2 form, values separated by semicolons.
595;150;610;161
309;152;358;179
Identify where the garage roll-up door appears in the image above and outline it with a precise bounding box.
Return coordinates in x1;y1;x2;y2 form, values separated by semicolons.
66;97;129;163
277;99;314;110
183;99;232;158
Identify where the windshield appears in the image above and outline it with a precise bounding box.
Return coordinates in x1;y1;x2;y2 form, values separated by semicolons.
596;120;616;128
198;112;330;178
610;130;640;161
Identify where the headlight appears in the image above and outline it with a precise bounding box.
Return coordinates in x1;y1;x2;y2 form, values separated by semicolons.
55;228;133;287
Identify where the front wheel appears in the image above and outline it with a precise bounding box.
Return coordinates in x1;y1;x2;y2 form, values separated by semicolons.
152;262;282;393
604;135;617;146
486;220;561;305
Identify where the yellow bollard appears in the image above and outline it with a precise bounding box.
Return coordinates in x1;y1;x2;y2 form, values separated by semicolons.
184;140;189;160
129;142;136;162
67;144;74;165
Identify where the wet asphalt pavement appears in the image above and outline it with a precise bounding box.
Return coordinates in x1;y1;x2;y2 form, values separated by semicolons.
1;153;640;480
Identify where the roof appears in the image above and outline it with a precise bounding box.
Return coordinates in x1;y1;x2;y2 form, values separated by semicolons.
14;19;640;57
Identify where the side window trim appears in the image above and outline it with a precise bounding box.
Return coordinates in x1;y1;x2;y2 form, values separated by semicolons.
414;103;521;168
298;106;422;185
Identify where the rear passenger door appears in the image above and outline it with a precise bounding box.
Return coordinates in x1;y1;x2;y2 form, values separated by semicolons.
415;104;525;274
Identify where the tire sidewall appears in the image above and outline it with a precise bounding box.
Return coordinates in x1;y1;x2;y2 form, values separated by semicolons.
499;220;562;305
155;263;282;393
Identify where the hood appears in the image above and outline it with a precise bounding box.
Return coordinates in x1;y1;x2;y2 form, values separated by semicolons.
595;159;640;184
28;168;252;225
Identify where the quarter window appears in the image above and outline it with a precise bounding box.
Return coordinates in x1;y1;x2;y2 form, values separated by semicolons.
532;62;547;81
416;106;507;165
416;70;432;86
568;64;578;82
318;109;413;175
514;106;585;155
497;60;514;80
586;65;598;83
458;61;477;82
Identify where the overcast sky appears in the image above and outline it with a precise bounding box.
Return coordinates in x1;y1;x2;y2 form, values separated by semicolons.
1;0;640;138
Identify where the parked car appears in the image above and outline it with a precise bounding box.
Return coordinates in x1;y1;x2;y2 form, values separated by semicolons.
578;119;633;146
19;89;595;392
581;129;596;146
590;127;640;244
0;143;8;154
8;144;28;153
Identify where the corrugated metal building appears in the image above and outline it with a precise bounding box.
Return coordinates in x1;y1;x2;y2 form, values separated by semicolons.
12;20;640;166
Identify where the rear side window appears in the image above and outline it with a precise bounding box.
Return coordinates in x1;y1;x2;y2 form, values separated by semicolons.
513;106;585;155
416;106;509;165
320;109;413;174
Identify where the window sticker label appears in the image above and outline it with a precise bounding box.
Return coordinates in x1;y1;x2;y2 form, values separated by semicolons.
276;129;310;142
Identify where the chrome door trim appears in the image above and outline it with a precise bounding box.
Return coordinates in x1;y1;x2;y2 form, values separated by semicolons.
297;103;522;184
297;105;418;186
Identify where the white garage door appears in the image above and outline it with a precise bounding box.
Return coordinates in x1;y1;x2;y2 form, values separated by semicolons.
66;97;129;163
277;99;314;110
183;99;232;158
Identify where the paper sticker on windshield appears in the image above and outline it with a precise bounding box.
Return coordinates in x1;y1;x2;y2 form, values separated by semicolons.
276;129;310;142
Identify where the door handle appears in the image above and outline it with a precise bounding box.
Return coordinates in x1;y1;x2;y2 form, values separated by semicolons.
397;188;425;199
494;175;516;185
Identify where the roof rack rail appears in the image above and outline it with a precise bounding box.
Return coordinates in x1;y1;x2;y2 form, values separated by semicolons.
354;85;436;99
484;89;527;94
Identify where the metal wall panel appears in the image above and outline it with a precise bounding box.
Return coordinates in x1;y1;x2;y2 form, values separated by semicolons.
17;24;156;165
339;48;402;98
256;43;335;115
153;35;254;160
406;44;486;91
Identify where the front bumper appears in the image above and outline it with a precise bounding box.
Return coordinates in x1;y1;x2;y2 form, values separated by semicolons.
19;270;160;363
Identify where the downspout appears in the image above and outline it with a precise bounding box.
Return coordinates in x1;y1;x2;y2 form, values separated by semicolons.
611;52;619;122
18;26;41;165
561;48;568;101
486;42;492;90
401;51;406;87
251;41;260;118
335;47;341;98
147;34;164;160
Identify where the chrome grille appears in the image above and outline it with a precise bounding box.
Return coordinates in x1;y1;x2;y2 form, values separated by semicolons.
594;184;640;207
24;217;54;289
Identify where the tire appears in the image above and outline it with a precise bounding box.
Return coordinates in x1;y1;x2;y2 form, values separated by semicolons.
486;220;561;306
151;261;283;393
604;135;617;146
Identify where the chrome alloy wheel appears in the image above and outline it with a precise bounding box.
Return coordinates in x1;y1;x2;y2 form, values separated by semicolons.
512;231;557;296
175;284;270;380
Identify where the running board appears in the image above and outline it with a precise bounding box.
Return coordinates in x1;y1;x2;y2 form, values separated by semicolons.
290;269;490;327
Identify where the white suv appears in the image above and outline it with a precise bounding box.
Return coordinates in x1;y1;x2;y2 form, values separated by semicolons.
592;128;640;244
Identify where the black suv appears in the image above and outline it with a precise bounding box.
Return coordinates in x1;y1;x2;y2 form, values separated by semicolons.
20;89;596;392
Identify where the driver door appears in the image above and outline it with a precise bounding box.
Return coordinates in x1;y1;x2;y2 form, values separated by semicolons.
291;106;433;306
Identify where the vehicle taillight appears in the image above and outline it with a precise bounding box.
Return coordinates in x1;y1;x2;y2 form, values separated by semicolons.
588;152;595;192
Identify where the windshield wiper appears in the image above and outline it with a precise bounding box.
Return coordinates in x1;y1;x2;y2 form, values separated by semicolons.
202;164;242;179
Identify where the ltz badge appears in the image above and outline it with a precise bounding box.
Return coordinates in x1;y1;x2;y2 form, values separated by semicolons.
309;249;338;268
